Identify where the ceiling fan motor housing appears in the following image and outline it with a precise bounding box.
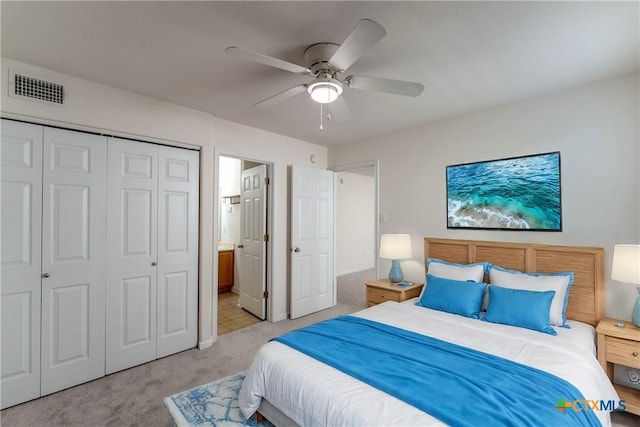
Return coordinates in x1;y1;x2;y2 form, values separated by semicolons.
304;43;340;75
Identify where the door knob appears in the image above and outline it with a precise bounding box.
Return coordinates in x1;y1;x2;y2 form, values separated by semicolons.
237;244;244;249
151;261;158;266
42;273;51;278
292;247;301;253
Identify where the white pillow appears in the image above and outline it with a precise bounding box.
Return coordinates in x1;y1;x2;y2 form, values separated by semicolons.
426;258;487;282
488;265;574;327
422;258;487;300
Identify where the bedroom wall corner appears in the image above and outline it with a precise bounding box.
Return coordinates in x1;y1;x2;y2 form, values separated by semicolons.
328;72;640;321
0;57;329;348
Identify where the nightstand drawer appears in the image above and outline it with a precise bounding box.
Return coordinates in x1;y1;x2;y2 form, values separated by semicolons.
606;336;640;368
367;287;401;304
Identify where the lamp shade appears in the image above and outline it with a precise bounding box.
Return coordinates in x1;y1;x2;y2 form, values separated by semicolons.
612;244;640;284
379;234;412;260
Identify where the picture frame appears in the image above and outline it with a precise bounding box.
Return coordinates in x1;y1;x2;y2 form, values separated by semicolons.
446;151;562;231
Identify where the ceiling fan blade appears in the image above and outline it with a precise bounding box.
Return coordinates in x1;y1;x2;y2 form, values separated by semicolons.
346;75;425;97
329;19;386;72
225;46;310;75
253;84;308;108
326;96;350;123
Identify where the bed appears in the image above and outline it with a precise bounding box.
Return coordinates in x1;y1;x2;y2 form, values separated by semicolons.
239;238;619;426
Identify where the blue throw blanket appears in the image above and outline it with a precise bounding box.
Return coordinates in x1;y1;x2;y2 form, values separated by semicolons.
273;315;601;427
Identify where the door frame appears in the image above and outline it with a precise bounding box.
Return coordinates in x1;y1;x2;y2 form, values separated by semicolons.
332;160;380;278
212;149;274;338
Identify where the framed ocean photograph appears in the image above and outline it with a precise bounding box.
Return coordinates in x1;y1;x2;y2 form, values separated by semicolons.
446;152;562;231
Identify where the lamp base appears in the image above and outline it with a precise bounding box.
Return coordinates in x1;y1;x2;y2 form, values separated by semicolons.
632;287;640;328
388;260;404;283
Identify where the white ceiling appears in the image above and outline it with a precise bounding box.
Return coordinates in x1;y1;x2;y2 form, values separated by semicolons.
1;1;638;147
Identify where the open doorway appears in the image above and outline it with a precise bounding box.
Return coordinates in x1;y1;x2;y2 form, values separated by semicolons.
334;162;378;291
217;155;270;335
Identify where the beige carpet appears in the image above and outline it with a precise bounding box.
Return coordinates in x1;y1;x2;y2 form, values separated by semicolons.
2;270;638;427
0;272;369;427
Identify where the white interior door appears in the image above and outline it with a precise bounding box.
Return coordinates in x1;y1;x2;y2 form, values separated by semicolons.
40;127;107;395
238;164;267;320
156;146;199;358
290;166;335;319
0;120;43;408
106;138;158;374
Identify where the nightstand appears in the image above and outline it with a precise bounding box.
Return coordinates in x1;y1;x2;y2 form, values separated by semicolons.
596;318;640;415
365;279;424;307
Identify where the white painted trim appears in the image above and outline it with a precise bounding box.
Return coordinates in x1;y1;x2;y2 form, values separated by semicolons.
198;339;215;350
272;313;288;322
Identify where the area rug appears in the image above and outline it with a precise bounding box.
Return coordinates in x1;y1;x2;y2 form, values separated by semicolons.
164;372;274;426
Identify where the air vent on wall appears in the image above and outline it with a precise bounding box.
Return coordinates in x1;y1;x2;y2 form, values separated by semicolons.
9;71;65;106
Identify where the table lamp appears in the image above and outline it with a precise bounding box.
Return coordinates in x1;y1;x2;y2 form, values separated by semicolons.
612;244;640;327
379;234;412;283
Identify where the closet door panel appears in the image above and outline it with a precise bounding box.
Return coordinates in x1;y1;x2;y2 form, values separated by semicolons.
0;120;43;409
157;147;199;358
106;139;158;374
41;128;107;396
121;276;153;345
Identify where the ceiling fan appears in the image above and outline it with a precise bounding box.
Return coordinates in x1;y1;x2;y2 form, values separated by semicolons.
225;18;424;123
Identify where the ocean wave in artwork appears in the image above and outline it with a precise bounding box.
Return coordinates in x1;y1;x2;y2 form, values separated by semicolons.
447;153;561;230
447;197;560;229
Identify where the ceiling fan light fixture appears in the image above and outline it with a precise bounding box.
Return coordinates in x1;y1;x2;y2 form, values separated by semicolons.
308;79;343;104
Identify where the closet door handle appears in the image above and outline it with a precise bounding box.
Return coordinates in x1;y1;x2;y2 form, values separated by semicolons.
42;273;51;278
292;247;301;253
151;261;158;266
237;244;244;249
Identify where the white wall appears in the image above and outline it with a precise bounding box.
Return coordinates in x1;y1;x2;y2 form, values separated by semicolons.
336;171;376;275
2;58;327;347
214;132;330;324
329;72;640;320
209;117;327;323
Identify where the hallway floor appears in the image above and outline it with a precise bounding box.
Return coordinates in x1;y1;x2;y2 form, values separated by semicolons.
217;291;263;335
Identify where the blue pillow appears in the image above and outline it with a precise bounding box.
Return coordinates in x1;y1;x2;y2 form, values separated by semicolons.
488;264;573;328
417;274;486;319
482;285;557;335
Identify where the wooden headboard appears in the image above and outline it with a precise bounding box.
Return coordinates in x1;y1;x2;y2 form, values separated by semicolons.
424;238;605;326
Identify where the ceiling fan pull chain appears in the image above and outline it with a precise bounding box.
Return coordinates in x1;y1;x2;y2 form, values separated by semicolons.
320;103;324;130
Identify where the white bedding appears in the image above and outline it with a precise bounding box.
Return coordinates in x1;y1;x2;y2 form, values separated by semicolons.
239;300;619;426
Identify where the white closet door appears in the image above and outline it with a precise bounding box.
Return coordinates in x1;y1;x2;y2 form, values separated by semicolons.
106;138;158;374
40;128;107;395
156;146;199;358
0;120;43;409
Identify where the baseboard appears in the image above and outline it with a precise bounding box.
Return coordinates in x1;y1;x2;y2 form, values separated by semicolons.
337;268;376;285
337;266;375;277
198;338;215;350
272;313;288;322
